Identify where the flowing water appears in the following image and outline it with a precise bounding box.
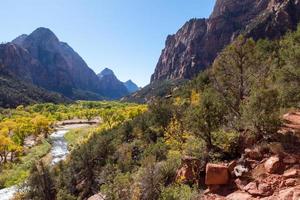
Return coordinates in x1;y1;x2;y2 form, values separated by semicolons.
50;129;69;165
0;123;91;200
0;186;17;200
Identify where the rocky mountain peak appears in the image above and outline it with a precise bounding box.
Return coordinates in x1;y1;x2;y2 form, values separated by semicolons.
124;80;139;93
27;27;59;43
97;68;115;79
97;68;129;99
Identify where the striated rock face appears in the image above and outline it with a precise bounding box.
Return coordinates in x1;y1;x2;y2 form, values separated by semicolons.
9;27;102;98
151;0;300;82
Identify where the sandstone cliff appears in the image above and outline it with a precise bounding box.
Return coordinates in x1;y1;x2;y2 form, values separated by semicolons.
151;0;300;82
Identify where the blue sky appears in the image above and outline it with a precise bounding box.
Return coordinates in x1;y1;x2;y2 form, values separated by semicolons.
0;0;215;86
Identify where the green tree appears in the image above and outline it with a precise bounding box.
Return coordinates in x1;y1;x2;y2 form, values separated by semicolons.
242;88;281;139
276;25;300;106
25;161;56;200
185;88;227;150
212;36;261;117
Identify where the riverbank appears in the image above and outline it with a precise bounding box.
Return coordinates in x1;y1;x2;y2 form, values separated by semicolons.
0;122;94;200
0;139;51;188
64;124;97;151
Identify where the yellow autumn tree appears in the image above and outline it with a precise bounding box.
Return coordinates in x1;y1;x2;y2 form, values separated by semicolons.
190;89;200;105
31;115;52;138
164;117;190;152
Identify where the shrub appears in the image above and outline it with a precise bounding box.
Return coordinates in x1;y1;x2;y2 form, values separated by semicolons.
159;184;198;200
242;88;281;139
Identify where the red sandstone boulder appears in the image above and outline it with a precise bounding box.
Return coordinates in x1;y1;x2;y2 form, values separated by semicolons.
283;155;297;165
226;191;253;200
285;179;298;187
243;182;273;197
278;186;300;200
264;156;281;174
283;169;299;178
87;193;105;200
205;163;229;185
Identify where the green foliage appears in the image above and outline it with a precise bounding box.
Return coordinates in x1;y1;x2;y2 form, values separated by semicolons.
159;184;198;200
184;88;227;150
276;26;300;107
212;130;239;156
0;139;51;188
101;172;133;200
242;88;281;138
25;162;56;200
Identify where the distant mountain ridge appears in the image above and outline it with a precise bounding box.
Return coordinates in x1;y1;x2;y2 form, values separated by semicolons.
9;27;102;99
0;27;137;104
97;68;139;99
124;80;139;93
97;68;129;99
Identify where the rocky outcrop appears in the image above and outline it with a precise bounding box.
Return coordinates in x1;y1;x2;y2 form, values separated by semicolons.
264;156;282;174
151;0;300;82
179;112;300;200
202;148;300;199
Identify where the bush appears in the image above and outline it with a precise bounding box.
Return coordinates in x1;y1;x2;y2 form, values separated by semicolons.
242;88;281;139
159;184;198;200
212;130;239;156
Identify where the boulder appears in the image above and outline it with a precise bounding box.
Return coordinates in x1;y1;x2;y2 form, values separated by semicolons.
235;178;249;190
226;191;253;200
234;165;249;177
283;155;297;165
283;169;299;178
264;156;281;174
243;182;273;197
87;193;105;200
205;163;229;185
278;186;300;200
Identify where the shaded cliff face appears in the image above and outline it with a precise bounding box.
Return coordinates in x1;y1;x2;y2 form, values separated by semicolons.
10;28;102;97
151;0;300;82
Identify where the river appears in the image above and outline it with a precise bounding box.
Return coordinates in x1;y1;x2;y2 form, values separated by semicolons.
0;123;91;200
